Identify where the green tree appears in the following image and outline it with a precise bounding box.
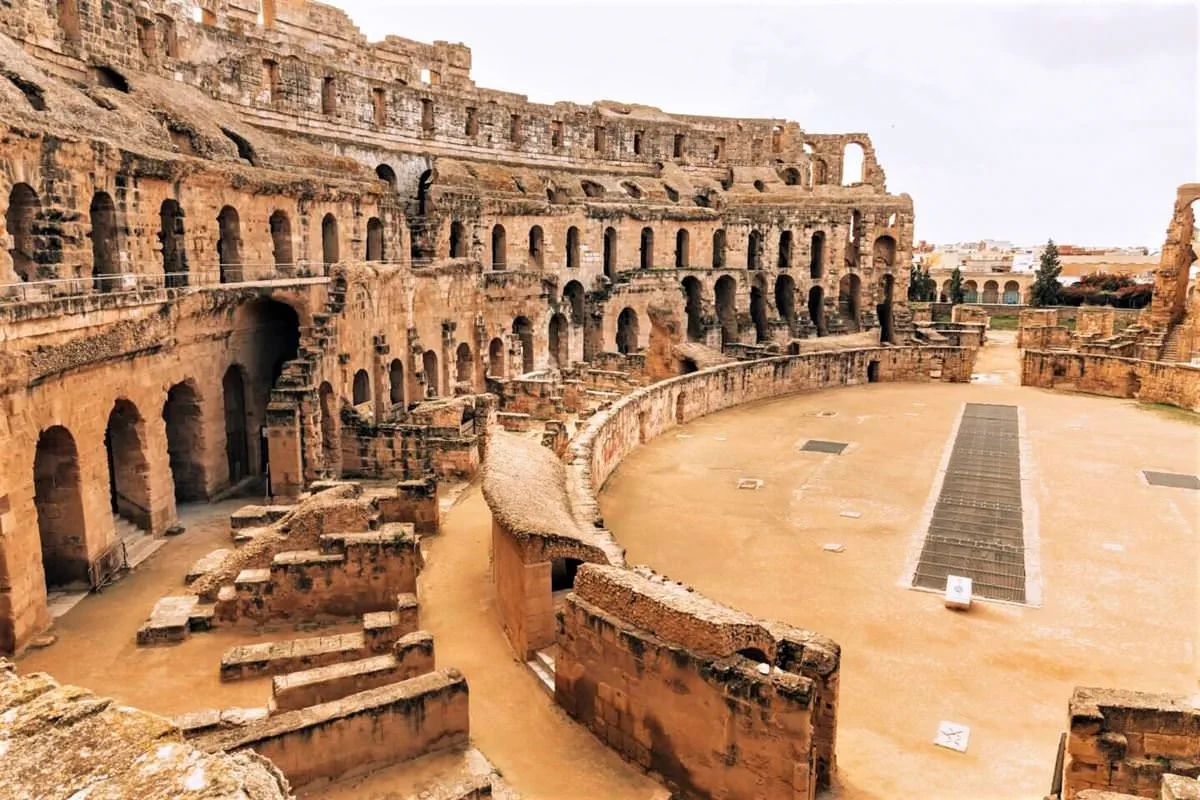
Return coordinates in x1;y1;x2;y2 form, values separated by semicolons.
1031;239;1063;307
920;267;937;301
948;267;965;304
908;264;926;301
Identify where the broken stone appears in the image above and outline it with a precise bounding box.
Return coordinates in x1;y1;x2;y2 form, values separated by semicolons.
839;511;862;519
737;478;763;490
822;543;845;553
934;721;970;752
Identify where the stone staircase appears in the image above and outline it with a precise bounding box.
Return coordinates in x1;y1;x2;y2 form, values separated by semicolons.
525;648;555;697
114;514;165;571
1161;324;1182;362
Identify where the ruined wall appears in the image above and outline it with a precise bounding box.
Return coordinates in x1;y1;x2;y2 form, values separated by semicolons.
1064;687;1200;799
1147;185;1200;331
1022;351;1200;413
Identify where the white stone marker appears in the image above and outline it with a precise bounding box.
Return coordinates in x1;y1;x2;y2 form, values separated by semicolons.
839;510;862;519
822;543;845;553
737;478;763;490
944;575;972;610
934;721;970;752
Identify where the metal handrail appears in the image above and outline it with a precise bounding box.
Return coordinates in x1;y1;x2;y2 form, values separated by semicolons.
0;264;331;304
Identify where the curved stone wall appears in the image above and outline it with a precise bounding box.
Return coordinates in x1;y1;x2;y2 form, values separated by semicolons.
1022;350;1200;413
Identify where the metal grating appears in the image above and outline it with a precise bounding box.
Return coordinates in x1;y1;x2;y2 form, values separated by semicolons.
913;403;1027;603
1143;471;1200;490
801;440;849;455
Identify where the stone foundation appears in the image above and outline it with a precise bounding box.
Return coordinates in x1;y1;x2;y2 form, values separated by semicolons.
1022;351;1200;412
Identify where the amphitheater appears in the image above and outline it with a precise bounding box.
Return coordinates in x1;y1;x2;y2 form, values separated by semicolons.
1;1;1198;799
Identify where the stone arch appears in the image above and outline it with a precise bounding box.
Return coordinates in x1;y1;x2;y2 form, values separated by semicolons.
1004;280;1021;304
965;280;979;303
549;313;569;367
640;227;654;269
563;280;585;324
375;164;396;190
712;228;727;268
268;210;292;273
366;217;384;262
675;228;690;268
488;337;505;377
222;365;250;483
163;381;205;503
217;205;242;283
34;426;87;588
528;225;544;269
778;230;793;269
843;142;865;185
449;220;467;258
775;273;796;329
812;158;827;186
352;369;371;405
878;274;895;344
616;307;639;354
872;235;896;269
682;276;704;341
159;199;187;287
105;398;152;530
603;226;617;278
422;350;439;397
810;231;825;279
838;273;862;331
492;224;507;270
983;280;1000;304
455;342;473;389
715;274;738;345
321;213;339;267
389;359;404;405
6;183;39;282
808;285;826;336
512;316;534;373
566;226;580;269
783;167;801;186
89;191;120;291
750;278;768;343
747;230;762;269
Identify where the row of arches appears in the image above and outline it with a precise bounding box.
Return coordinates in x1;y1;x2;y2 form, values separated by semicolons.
941;279;1024;304
3;183;384;288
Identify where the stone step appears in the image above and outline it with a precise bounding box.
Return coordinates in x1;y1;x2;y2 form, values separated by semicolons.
123;533;166;571
230;504;291;530
220;631;368;682
136;594;199;645
185;548;231;585
525;656;554;697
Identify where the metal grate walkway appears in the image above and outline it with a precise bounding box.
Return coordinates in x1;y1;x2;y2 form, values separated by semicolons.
913;403;1027;603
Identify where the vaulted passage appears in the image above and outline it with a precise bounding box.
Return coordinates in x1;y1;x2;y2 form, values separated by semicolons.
616;307;639;354
389;359;404;406
512;316;534;373
322;213;339;267
423;350;439;397
912;403;1028;603
682;276;704;341
456;342;473;388
90;191;119;291
7;183;39;282
217;206;242;283
222;365;250;484
105;399;151;530
163;381;205;503
838;273;862;332
715;275;737;345
34;426;87;589
603;226;616;278
269;210;292;273
808;285;826;336
159;200;187;287
488;337;505;377
750;281;768;343
352;369;370;405
548;313;568;367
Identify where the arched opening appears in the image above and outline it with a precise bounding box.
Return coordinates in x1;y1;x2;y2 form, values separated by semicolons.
616;307;639;354
389;359;404;405
455;342;473;389
551;557;583;592
808;285;826;336
217;206;242;283
318;381;339;472
104;399;151;530
528;225;544;269
867;360;880;383
512;316;534;373
221;128;256;166
603;226;617;278
269;210;292;273
365;217;384;262
747;230;762;269
449;220;467;258
775;274;796;330
491;224;507;270
56;0;81;45
964;280;979;303
810;232;825;279
7;183;39;282
352;369;371;405
847;210;862;266
563;280;585;325
163;381;205;503
941;280;953;303
983;280;1000;304
640;227;654;269
89;191;119;292
416;169;433;216
783;167;801;186
1004;280;1021;305
750;281;768;343
842;142;865;185
812;158;827;186
738;647;770;664
877;274;895;344
872;235;896;270
838;274;862;331
376;164;396;190
699;230;721;273
422;350;439;397
778;231;793;269
488;337;505;377
682;276;704;341
675;228;690;268
715;275;738;345
159;200;187;287
321;213;339;268
222;365;250;484
566;226;580;269
549;313;569;367
34;426;86;588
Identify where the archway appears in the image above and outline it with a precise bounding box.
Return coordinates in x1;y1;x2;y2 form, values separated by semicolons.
159;200;187;287
712;229;726;268
34;426;87;588
603;226;616;278
551;557;583;592
842;142;865;185
366;217;384;262
1004;280;1021;305
321;213;339;268
868;360;880;383
682;276;704;341
983;280;1000;304
778;230;793;269
563;280;585;325
488;337;505;377
775;274;796;331
105;399;151;530
964;280;979;303
747;230;762;269
877;274;895;344
512;316;534;372
616;307;639;354
456;342;473;389
450;220;467;258
90;191;119;291
491;224;507;270
217;206;242;283
640;227;654;269
389;359;404;405
675;228;689;268
808;285;826;336
566;226;580;269
318;381;339;473
352;369;371;405
715;275;738;345
422;350;439;397
750;279;768;343
528;225;544;269
810;231;825;279
269;210;292;274
6;183;39;282
872;235;896;270
222;365;250;484
375;164;397;190
163;381;205;503
838;273;862;332
549;313;569;367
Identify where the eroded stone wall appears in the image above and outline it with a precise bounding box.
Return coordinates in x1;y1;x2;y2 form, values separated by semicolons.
1022;351;1200;412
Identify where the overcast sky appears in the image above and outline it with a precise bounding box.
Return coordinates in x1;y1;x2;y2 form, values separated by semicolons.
339;2;1197;249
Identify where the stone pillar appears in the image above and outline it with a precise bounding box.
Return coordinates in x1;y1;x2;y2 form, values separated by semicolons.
265;402;303;499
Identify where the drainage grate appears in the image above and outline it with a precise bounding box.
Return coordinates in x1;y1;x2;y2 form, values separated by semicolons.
1143;471;1200;490
801;440;848;455
912;403;1027;603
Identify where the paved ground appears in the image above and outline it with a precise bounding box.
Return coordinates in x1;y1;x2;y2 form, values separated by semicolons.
600;332;1200;799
